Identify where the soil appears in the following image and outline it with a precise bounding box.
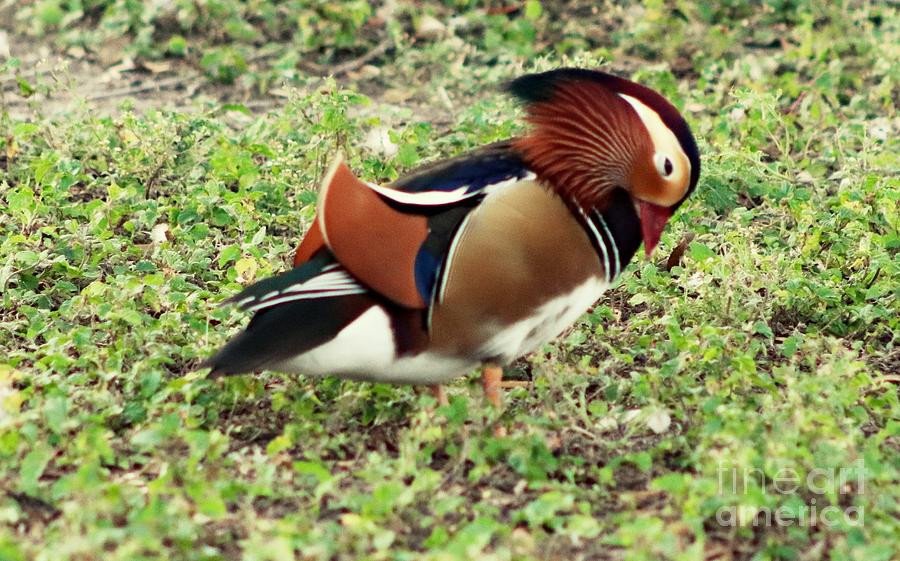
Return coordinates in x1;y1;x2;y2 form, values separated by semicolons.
0;27;457;142
0;27;290;120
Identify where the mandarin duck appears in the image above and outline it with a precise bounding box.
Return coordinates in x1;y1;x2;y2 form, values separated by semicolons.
205;68;700;407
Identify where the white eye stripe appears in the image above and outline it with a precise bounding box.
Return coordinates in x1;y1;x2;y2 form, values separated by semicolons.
618;93;690;186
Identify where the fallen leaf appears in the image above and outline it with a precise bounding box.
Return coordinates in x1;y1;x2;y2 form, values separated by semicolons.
6;136;18;162
510;527;535;554
382;88;413;103
150;223;171;244
796;171;815;184
646;409;671;434
96;36;131;67
357;64;381;79
66;45;86;58
0;31;11;60
416;15;446;39
513;479;527;495
621;409;641;424
140;60;173;74
664;233;695;271
364;126;398;158
105;57;137;76
596;416;618;432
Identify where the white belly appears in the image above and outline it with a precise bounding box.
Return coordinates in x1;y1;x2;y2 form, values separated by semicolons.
272;276;606;384
478;276;607;364
271;305;478;384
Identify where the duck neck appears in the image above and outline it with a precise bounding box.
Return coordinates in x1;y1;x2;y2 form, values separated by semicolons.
578;189;642;282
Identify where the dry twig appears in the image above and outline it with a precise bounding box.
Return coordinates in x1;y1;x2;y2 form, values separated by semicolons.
299;36;394;77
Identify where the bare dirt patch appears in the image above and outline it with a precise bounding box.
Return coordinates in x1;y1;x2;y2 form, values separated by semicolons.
1;30;286;119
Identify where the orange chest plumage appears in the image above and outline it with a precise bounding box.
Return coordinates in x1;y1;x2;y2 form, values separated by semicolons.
428;179;608;362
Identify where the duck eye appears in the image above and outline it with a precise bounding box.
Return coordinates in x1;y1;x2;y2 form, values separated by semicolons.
654;153;674;178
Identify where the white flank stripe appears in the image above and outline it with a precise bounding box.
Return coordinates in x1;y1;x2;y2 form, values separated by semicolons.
436;212;474;305
582;209;611;284
596;213;620;280
433;173;537;307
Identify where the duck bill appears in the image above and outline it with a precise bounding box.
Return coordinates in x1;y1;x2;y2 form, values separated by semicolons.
638;200;673;257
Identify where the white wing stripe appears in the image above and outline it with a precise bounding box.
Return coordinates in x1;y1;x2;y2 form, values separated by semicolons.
364;172;535;207
247;289;367;312
238;267;366;311
282;271;360;293
284;280;360;293
367;182;475;205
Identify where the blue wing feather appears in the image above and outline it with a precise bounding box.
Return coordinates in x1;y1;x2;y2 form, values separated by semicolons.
390;140;530;196
391;142;532;303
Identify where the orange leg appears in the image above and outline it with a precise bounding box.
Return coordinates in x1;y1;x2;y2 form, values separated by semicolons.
429;384;449;406
482;365;507;436
481;365;503;408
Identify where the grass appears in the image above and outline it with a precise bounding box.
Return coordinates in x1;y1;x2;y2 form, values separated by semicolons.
1;1;898;560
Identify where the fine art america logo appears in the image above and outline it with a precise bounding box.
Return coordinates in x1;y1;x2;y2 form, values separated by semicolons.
715;460;866;528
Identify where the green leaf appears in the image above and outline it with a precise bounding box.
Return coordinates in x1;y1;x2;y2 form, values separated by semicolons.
651;473;689;493
293;461;332;483
167;35;187;56
395;144;419;167
6;187;35;214
43;396;67;434
688;242;715;262
20;446;52;494
753;320;774;338
17;78;36;99
15;251;39;267
524;1;543;20
628;451;653;473
250;227;267;246
218;245;241;267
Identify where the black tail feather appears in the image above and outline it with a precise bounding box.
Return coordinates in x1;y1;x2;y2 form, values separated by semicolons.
204;292;375;376
204;251;375;376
